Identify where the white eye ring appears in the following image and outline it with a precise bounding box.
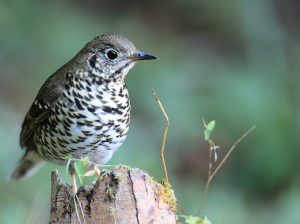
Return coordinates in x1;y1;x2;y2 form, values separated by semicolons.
105;49;118;60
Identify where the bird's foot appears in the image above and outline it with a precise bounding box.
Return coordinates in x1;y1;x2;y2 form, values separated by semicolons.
71;173;77;193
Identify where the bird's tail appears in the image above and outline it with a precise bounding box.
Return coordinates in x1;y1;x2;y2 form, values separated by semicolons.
7;150;45;180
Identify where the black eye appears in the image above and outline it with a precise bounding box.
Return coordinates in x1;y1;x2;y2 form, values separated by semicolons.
106;50;118;60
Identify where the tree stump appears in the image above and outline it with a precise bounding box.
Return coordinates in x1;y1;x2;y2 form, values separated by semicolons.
49;167;177;224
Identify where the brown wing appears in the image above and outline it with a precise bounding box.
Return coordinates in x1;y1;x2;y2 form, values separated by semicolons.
20;72;67;148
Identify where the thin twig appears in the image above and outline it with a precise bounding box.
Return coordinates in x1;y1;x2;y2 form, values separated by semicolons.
177;201;188;216
152;90;170;126
74;193;86;224
73;195;82;224
152;89;169;182
66;183;86;224
152;89;187;216
210;125;256;180
197;125;256;216
197;180;210;217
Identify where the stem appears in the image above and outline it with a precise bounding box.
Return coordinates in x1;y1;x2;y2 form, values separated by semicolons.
197;125;256;216
152;89;170;182
152;89;187;216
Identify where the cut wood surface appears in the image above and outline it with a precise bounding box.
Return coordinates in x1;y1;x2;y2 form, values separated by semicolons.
49;167;177;224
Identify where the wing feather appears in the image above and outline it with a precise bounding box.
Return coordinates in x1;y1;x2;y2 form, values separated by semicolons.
20;73;67;148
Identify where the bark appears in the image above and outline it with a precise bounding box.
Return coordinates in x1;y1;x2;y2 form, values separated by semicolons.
49;167;177;224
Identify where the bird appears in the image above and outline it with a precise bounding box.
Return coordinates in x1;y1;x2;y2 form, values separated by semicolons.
8;33;158;192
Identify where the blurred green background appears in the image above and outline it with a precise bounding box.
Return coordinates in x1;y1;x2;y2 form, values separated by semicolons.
1;0;300;223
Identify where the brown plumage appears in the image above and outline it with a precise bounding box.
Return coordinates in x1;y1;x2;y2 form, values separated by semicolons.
8;34;158;188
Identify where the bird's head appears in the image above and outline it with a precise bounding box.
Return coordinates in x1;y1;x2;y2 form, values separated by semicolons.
75;33;158;80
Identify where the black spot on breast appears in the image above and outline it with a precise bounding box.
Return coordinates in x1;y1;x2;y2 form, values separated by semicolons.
74;98;84;110
58;142;66;148
76;84;81;90
52;150;59;157
71;139;79;144
74;113;81;119
67;98;74;104
82;101;88;107
96;95;103;100
89;55;97;68
96;80;103;85
58;129;65;136
61;109;66;116
86;86;92;92
66;117;74;124
77;121;85;127
79;113;87;119
79;82;84;89
55;107;60;115
51;138;56;145
82;131;93;137
84;96;91;102
102;107;112;113
57;138;64;144
117;104;126;110
57;101;63;107
102;106;122;115
77;93;83;99
69;80;74;87
87;107;95;113
64;120;72;128
95;126;103;131
68;112;75;118
72;90;78;97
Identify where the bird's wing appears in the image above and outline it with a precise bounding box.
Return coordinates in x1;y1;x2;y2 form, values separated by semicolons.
20;73;66;148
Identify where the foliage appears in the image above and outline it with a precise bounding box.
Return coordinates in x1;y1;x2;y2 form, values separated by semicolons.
178;215;212;224
62;156;91;185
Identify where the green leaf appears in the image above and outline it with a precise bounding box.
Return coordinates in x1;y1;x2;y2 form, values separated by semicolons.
178;215;203;224
62;155;73;159
75;160;85;185
204;130;211;140
206;120;215;132
66;159;72;175
203;216;212;224
82;156;90;167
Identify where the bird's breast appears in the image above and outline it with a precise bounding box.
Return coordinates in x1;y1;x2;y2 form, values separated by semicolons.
35;77;131;165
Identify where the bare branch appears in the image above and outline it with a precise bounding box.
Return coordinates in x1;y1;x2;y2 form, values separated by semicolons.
152;89;187;216
197;125;256;216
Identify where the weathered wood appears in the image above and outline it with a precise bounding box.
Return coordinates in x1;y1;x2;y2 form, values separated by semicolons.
49;167;177;224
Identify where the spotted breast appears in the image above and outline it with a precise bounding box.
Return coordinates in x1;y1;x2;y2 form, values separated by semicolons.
8;33;158;191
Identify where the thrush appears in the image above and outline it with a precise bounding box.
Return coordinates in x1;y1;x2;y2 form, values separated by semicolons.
8;33;158;191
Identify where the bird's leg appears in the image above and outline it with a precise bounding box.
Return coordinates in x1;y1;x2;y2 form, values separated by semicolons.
71;173;77;193
68;163;77;193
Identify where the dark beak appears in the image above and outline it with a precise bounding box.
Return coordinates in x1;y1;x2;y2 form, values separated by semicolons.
132;52;159;61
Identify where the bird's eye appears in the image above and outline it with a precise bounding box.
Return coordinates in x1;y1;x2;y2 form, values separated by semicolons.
106;50;118;60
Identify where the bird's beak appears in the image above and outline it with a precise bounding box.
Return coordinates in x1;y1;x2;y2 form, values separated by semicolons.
130;52;159;61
